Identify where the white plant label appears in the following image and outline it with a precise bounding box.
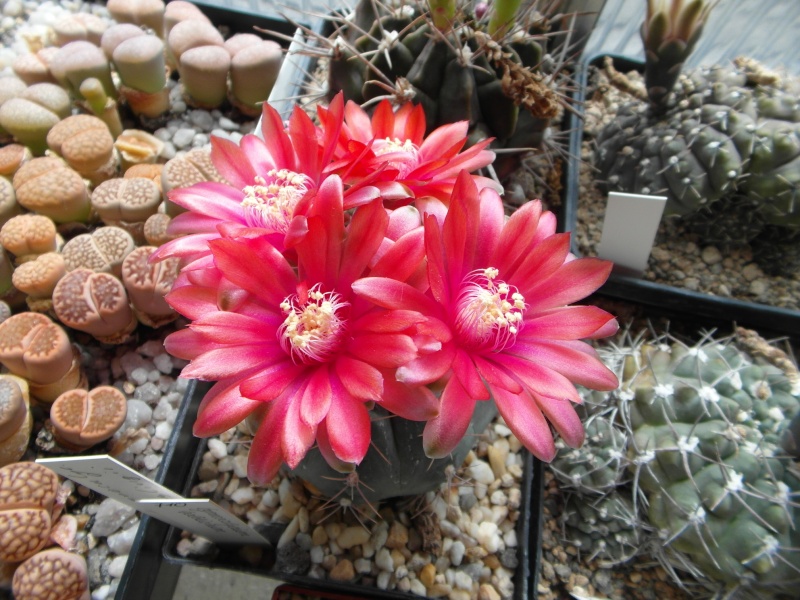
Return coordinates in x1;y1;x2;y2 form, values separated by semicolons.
37;455;269;546
137;499;269;545
597;191;668;275
37;455;182;504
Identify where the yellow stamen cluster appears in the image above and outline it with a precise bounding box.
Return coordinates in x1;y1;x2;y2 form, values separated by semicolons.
241;169;312;232
278;286;348;363
455;267;526;351
372;138;420;178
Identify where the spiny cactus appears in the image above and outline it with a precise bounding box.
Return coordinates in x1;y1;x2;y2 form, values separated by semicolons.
315;0;565;162
550;330;800;597
288;401;497;505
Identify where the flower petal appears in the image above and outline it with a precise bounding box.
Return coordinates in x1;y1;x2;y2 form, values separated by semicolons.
523;257;613;312
300;366;332;427
194;379;261;437
335;356;383;401
380;375;439;421
352;277;439;314
248;401;287;485
396;341;456;386
452;349;490;400
211;135;255;189
325;376;371;464
282;392;315;469
489;384;556;462
239;361;306;401
338;200;388;290
499;354;581;403
536;394;584;448
347;333;417;368
521;306;618;340
423;375;477;458
511;339;619;391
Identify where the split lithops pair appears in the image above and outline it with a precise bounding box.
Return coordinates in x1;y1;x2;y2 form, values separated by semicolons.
166;13;283;114
551;329;800;596
0;376;32;467
593;0;800;274
0;461;89;600
314;0;568;174
49;386;128;452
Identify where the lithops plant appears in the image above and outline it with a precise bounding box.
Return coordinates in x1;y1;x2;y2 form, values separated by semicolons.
0;144;32;178
0;177;22;228
52;12;108;47
49;386;128;452
226;34;283;117
46;114;117;186
11;48;59;86
142;212;176;247
12;252;67;313
12;157;91;223
60;226;136;277
0;375;32;468
52;268;137;344
49;40;116;100
0;461;62;564
0;83;72;155
0;214;60;264
91;177;162;243
0;312;84;403
112;33;170;119
121;245;179;327
12;548;89;600
167;18;231;108
161;147;226;212
106;0;166;36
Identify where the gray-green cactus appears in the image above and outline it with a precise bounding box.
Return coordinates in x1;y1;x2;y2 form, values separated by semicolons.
291;401;497;506
320;0;563;158
551;332;800;596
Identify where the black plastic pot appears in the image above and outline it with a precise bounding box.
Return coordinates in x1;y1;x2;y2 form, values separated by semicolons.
131;381;544;600
562;54;800;339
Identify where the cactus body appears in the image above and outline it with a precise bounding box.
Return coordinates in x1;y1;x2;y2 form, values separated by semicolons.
324;0;560;159
550;333;800;595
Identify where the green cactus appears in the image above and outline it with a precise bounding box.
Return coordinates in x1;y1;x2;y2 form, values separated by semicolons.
291;401;497;506
560;491;641;565
320;0;563;160
550;332;800;596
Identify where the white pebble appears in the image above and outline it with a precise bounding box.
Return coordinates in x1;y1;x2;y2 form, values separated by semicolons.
130;367;149;385
260;489;279;509
218;116;239;131
354;558;372;574
476;521;501;553
232;455;248;478
375;547;393;572
450;540;465;566
310;545;324;564
154;421;172;440
143;454;161;471
504;528;517;548
231;487;255;505
454;570;473;590
173;128;196;149
91;584;111;600
377;571;391;589
207;438;227;460
468;460;495;485
125;400;152;429
409;578;426;596
107;524;138;555
189;109;215;130
107;555;128;578
154;353;174;374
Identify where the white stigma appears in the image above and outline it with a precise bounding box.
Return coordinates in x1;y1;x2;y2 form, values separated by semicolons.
241;169;312;232
454;268;525;352
278;284;349;364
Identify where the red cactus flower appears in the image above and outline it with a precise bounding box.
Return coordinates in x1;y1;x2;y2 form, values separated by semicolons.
164;176;439;484
318;98;503;208
353;171;620;463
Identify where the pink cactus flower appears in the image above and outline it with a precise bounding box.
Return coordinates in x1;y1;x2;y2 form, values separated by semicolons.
151;93;382;264
318;98;503;208
164;175;439;484
353;171;620;463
